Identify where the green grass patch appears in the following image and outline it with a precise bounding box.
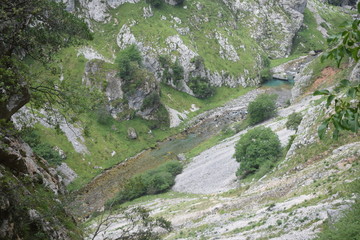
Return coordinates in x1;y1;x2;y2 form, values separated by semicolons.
161;83;253;117
292;8;326;54
270;54;306;68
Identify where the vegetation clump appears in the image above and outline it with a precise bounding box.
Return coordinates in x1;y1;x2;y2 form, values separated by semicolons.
286;112;303;131
20;128;64;166
107;161;183;206
188;76;215;99
247;93;277;125
158;55;184;86
234;126;281;178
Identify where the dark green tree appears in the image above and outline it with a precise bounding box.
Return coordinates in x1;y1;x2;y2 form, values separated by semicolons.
247;93;277;125
0;0;92;121
188;76;215;99
234;126;281;178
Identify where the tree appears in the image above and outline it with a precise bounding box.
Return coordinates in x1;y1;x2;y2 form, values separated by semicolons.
0;0;92;121
234;126;281;178
247;93;277;125
188;76;215;99
314;2;360;139
91;206;172;240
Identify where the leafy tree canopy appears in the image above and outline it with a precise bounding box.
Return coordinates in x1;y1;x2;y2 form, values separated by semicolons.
247;93;277;125
234;126;281;178
0;0;93;121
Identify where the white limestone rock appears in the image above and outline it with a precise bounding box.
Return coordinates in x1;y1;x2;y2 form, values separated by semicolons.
215;32;240;62
56;163;78;186
143;5;153;18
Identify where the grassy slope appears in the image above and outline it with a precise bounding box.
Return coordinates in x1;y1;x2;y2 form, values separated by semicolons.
29;1;351;192
89;1;263;77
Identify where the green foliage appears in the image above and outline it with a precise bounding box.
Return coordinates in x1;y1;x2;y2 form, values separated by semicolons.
188;76;215;99
146;0;163;8
260;68;273;83
286;112;303;131
108;161;183;206
315;4;360;139
316;180;360;240
321;11;360;66
95;105;112;125
286;134;297;151
234;126;281;178
314;80;360;139
158;55;171;68
171;60;184;84
20;128;64;165
292;9;326;54
116;44;142;81
0;173;82;240
0;0;92;120
141;92;161;111
92;206;171;240
191;56;205;69
247;94;277;125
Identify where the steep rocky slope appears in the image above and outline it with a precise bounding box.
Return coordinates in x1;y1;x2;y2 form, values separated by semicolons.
85;56;360;239
15;0;350;190
1;1;357;239
0;132;82;239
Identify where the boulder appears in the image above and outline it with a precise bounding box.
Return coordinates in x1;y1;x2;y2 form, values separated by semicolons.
127;127;138;139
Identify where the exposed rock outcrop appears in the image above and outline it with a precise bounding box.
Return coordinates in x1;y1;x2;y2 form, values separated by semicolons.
222;0;307;58
127;127;138;139
0;132;79;239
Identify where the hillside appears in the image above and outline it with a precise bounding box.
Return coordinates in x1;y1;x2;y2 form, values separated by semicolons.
1;0;359;239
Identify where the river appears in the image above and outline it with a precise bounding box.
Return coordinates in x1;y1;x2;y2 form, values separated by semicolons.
69;84;291;219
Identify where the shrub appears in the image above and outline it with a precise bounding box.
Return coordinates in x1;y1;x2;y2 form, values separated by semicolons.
116;44;142;81
172;60;184;84
260;68;272;83
286;112;303;131
107;161;183;207
188;76;215;99
145;171;174;195
20;128;64;166
141;92;161;111
247;93;277;125
158;54;171;68
234;126;281;178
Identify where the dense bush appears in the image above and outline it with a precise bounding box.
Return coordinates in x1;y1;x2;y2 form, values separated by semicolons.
188;76;215;99
286;112;303;131
108;161;183;206
141;92;161;111
234;126;281;178
171;60;184;84
20;128;64;165
260;68;272;83
247;93;277;125
116;44;142;81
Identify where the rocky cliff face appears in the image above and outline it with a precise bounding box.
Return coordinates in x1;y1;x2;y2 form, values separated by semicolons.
222;0;307;58
0;132;80;240
62;0;308;94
